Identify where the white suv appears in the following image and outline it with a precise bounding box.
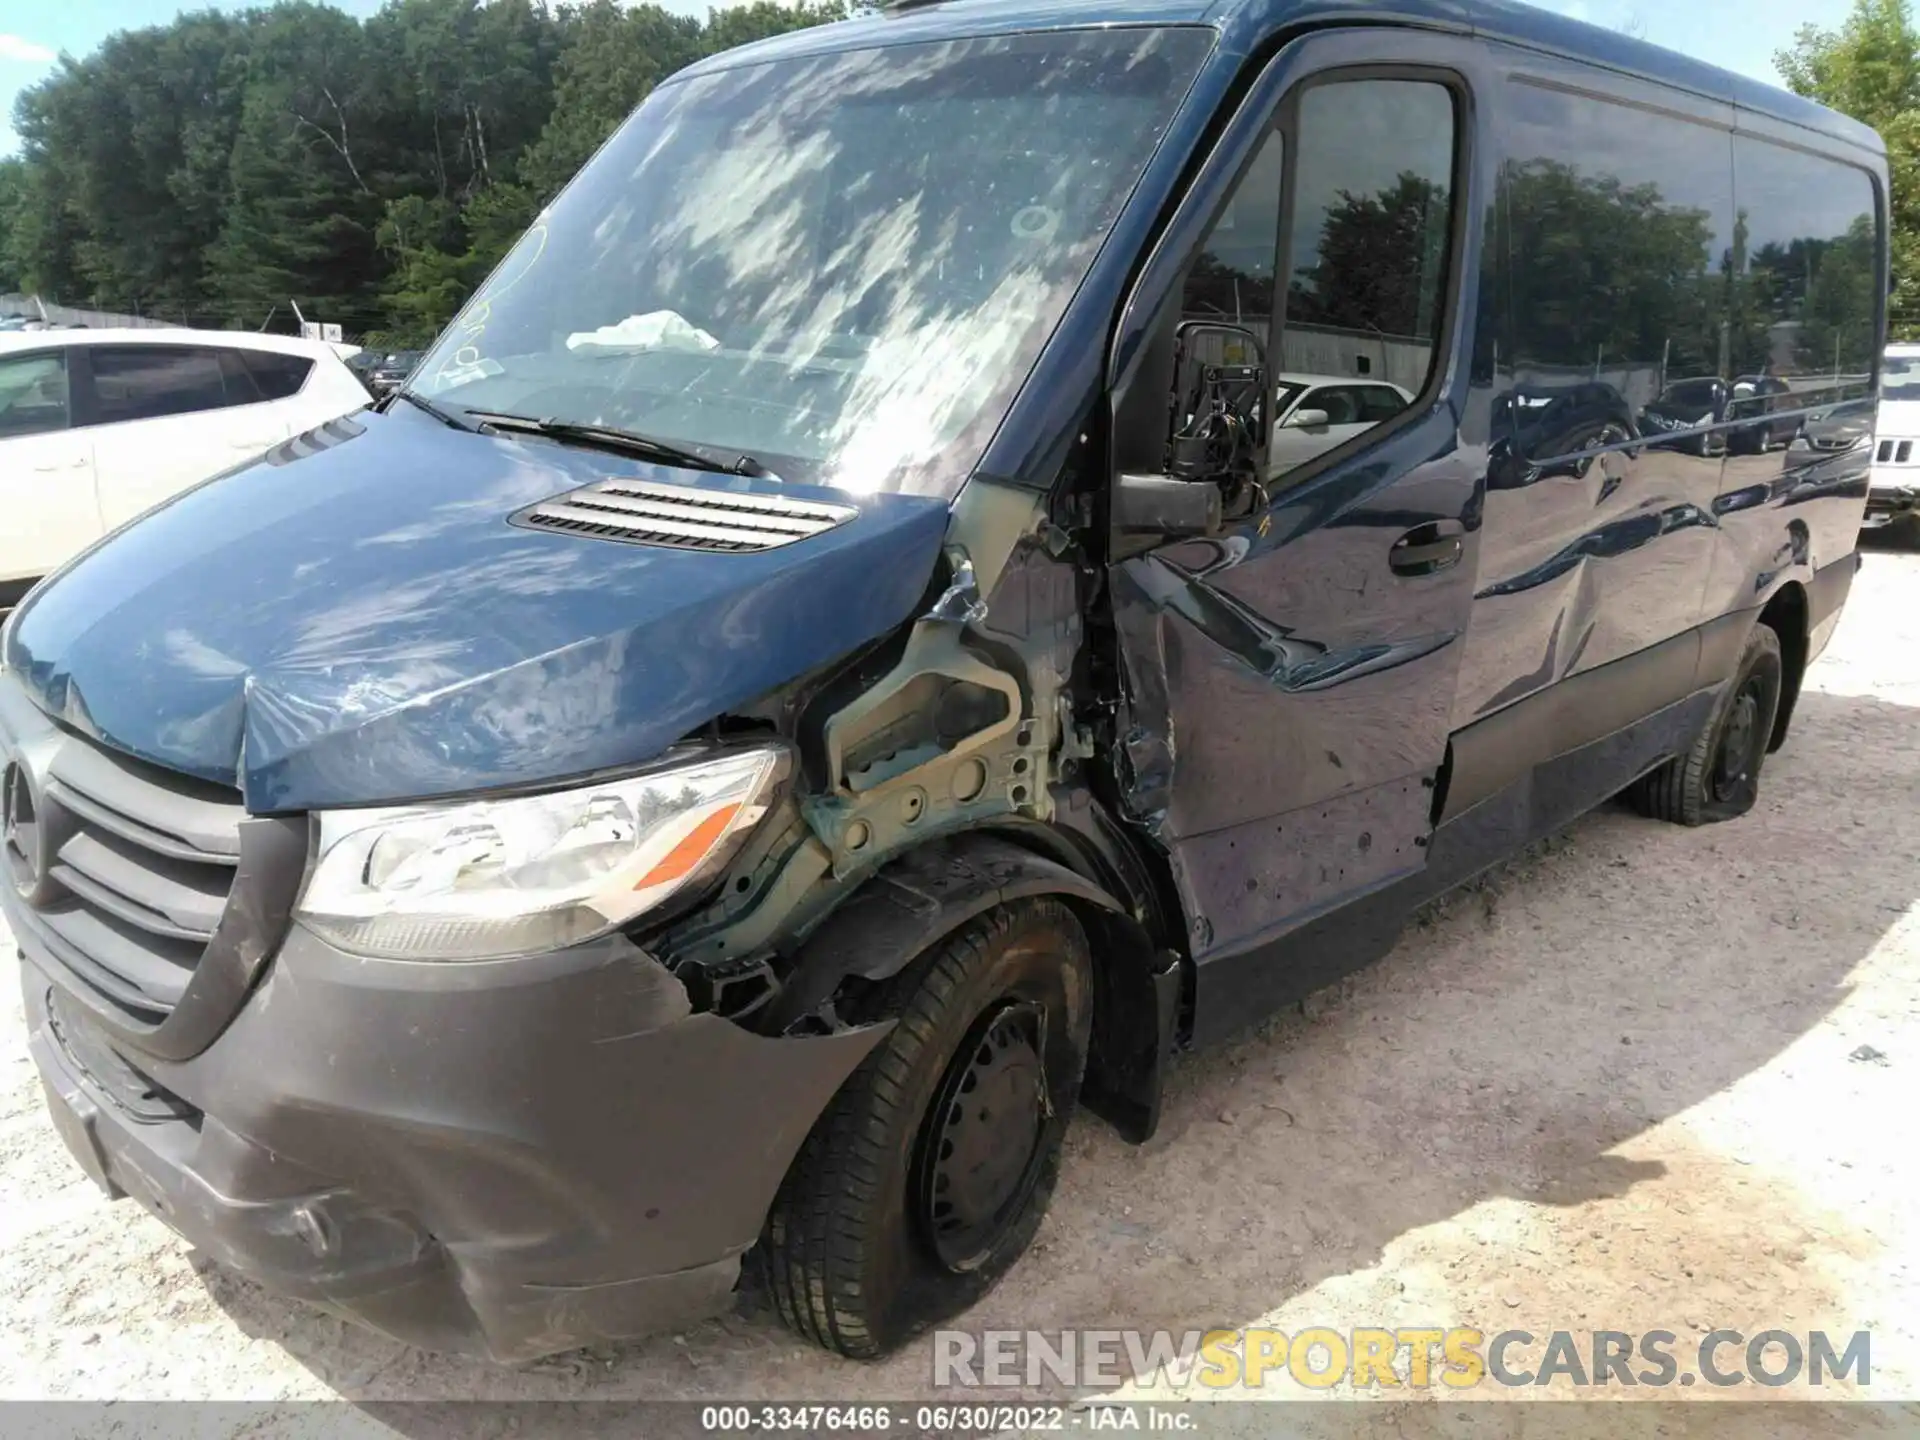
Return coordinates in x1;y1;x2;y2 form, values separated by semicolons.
1867;342;1920;539
0;329;370;608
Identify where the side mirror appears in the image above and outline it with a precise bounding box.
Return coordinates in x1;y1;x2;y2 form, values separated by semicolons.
1167;321;1267;481
1114;472;1222;538
1285;407;1331;430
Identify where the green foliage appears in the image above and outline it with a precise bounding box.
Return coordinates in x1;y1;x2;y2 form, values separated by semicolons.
1290;173;1452;340
0;158;27;292
1504;160;1724;374
0;0;855;336
1794;214;1882;369
1778;0;1920;337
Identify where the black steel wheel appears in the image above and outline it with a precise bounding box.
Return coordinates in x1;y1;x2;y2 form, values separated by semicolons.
1629;623;1785;826
914;999;1051;1273
758;898;1092;1357
1710;667;1770;808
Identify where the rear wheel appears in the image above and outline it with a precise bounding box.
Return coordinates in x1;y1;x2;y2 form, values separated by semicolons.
1573;423;1630;479
1629;624;1784;826
758;899;1093;1357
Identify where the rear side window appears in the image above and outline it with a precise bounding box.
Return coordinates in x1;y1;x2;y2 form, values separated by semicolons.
88;346;232;424
1499;83;1736;460
0;351;70;439
1731;136;1879;410
240;349;314;401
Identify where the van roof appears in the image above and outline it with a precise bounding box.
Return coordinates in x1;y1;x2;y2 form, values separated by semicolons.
680;0;1883;159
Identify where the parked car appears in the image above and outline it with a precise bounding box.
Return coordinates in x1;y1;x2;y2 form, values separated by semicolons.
1727;373;1803;453
1640;374;1801;458
1268;373;1414;469
1;0;1884;1367
341;346;384;394
0;328;370;609
1640;376;1731;456
365;349;423;397
1804;403;1872;454
1865;342;1920;539
1489;380;1638;486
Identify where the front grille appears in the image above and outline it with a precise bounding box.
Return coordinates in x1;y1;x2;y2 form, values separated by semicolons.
47;989;201;1124
513;477;857;553
1876;438;1915;465
13;737;242;1022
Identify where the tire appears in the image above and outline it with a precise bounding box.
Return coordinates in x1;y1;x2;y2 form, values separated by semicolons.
758;899;1093;1358
1573;424;1629;479
1629;623;1784;826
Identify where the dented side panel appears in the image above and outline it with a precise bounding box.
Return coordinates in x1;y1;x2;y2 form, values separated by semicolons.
1111;418;1484;978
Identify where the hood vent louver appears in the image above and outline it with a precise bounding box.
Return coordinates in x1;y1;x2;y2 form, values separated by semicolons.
264;414;366;467
512;478;858;553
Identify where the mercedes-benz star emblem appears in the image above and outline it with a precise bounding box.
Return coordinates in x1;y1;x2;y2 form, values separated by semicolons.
2;761;40;892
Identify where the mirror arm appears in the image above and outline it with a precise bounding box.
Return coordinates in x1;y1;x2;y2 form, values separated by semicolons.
1168;407;1255;481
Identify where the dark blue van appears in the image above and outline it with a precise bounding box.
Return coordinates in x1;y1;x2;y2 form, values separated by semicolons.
2;0;1884;1362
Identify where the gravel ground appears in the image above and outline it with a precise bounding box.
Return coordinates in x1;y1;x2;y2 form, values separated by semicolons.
2;547;1917;1434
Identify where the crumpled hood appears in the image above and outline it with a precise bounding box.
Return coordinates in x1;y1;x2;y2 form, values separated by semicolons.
3;405;950;812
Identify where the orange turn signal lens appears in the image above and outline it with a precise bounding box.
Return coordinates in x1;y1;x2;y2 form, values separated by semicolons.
633;802;742;891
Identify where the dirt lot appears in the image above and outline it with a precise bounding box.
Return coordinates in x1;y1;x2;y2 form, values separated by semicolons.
2;548;1917;1430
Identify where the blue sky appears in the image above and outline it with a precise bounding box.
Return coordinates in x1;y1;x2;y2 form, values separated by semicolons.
0;0;1869;158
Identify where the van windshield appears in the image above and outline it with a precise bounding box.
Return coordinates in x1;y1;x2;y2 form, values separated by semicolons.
407;27;1211;498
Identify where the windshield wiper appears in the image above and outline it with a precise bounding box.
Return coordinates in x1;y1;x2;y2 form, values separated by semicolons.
388;387;484;432
468;412;774;478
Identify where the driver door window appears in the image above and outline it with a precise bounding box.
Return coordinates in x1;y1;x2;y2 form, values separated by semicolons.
1273;78;1456;481
1179;128;1284;334
1177;77;1458;486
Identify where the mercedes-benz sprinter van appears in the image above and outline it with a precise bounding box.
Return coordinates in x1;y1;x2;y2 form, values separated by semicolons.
3;0;1883;1362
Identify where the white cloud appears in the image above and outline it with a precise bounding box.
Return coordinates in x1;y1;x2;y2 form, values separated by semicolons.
0;34;57;65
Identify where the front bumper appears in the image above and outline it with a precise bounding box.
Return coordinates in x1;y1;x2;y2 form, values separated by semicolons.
1864;482;1918;527
16;919;887;1361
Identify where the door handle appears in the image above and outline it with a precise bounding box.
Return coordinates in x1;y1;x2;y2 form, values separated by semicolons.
1390;520;1465;577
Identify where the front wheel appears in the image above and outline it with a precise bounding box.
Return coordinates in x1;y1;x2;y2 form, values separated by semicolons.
758;899;1093;1357
1628;624;1784;826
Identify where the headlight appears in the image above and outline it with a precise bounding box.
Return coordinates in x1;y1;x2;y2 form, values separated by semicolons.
296;746;786;960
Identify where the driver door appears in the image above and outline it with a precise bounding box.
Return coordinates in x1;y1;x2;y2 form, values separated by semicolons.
1105;32;1493;1044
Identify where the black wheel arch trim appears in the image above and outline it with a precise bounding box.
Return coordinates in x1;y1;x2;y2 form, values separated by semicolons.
766;830;1176;1144
1753;551;1854;752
